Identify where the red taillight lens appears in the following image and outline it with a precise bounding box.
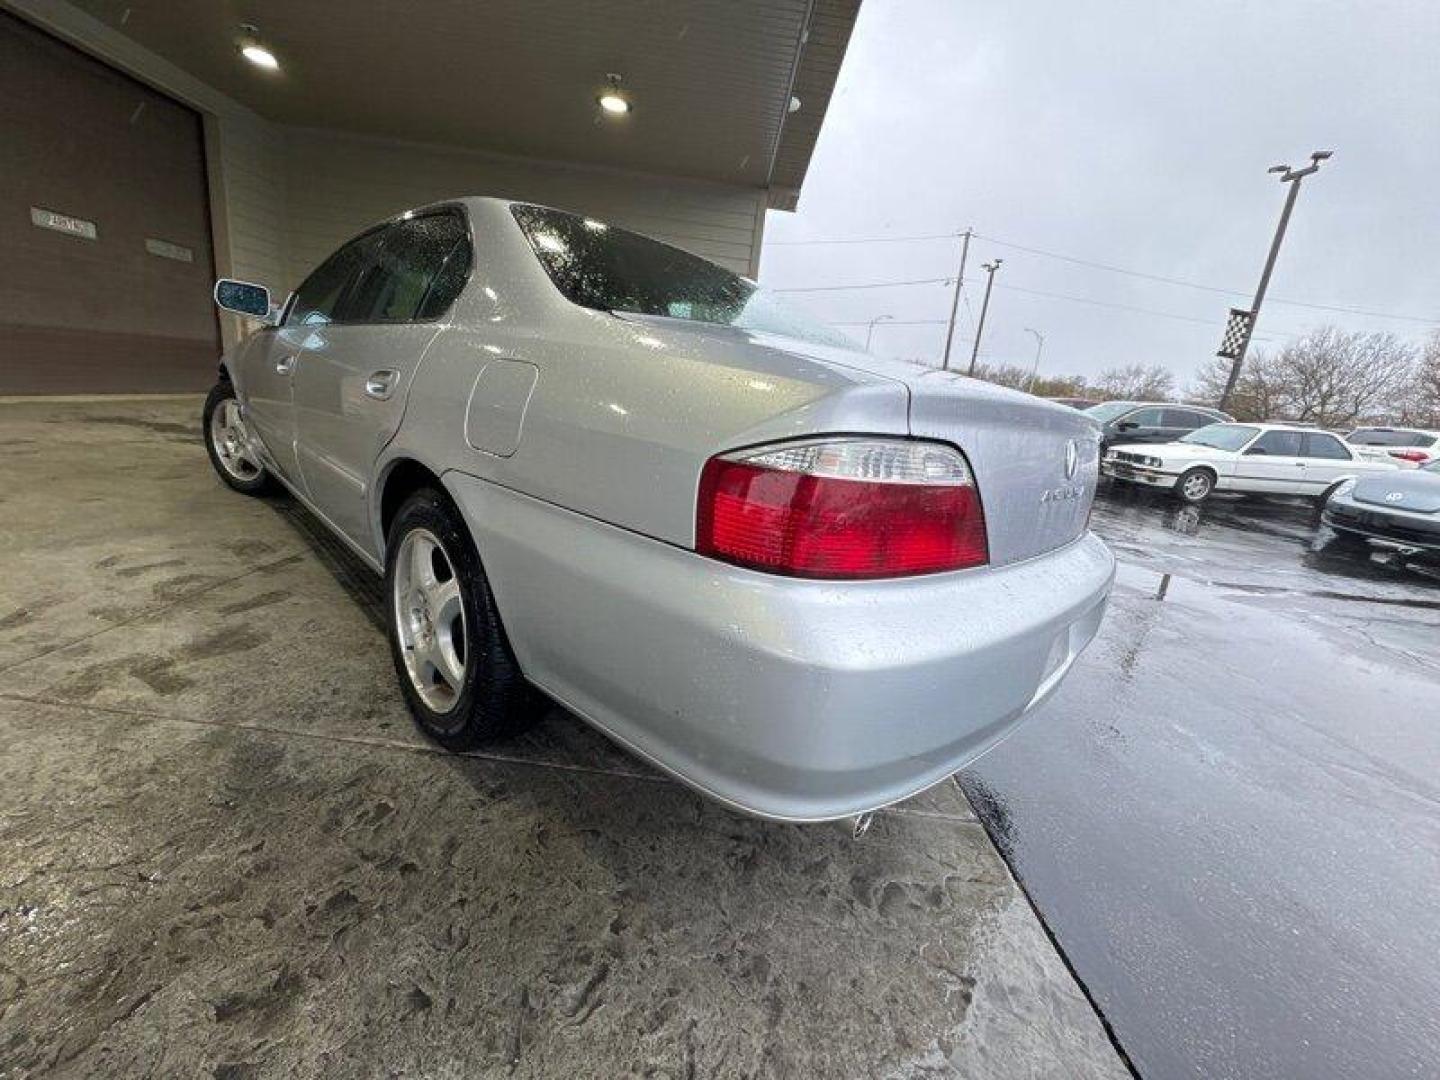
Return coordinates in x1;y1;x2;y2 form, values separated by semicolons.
1391;450;1429;462
696;439;988;579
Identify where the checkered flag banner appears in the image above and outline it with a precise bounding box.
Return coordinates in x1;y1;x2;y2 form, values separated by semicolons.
1216;308;1254;359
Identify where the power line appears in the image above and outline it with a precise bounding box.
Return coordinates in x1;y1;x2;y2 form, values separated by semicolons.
767;229;1440;325
973;232;1440;325
768;232;958;246
772;276;950;293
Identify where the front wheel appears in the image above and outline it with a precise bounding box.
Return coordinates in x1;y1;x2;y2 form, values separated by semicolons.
203;381;272;495
1173;467;1215;505
385;488;542;750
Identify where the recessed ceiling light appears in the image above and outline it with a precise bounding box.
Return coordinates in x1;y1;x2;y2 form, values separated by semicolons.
597;73;631;115
237;24;279;71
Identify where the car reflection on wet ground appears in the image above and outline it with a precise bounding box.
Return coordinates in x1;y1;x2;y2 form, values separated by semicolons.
962;482;1440;1079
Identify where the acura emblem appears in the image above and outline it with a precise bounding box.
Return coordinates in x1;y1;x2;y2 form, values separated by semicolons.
1384;491;1405;502
1064;440;1079;480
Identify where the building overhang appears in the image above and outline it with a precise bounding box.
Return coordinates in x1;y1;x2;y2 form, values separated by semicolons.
37;0;858;205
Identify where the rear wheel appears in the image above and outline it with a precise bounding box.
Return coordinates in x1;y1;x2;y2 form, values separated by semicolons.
203;381;272;495
385;488;542;750
1173;467;1215;505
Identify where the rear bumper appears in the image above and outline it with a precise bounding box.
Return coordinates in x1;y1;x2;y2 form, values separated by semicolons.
447;473;1116;821
1323;495;1440;551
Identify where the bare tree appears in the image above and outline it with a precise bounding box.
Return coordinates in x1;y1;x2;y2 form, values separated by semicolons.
1093;363;1175;401
1192;351;1284;420
1267;326;1414;427
1400;330;1440;427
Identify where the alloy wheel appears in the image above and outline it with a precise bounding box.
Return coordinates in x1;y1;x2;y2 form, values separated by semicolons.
210;398;263;481
392;528;468;713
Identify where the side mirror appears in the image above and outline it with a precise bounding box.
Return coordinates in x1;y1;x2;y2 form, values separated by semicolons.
1244;447;1267;455
214;279;276;323
1115;420;1139;431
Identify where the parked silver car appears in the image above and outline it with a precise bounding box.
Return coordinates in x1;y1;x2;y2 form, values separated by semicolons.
206;197;1114;821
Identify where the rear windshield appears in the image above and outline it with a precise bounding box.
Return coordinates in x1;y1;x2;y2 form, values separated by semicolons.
1348;429;1435;447
510;204;855;350
1179;423;1260;451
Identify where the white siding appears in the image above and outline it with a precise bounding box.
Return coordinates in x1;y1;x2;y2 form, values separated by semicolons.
278;129;766;289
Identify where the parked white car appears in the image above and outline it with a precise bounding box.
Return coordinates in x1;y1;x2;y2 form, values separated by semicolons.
1102;422;1399;504
1344;426;1440;469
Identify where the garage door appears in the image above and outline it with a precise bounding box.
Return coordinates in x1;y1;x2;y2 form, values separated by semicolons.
0;11;220;396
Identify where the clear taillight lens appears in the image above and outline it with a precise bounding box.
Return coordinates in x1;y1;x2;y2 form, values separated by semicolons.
696;438;988;579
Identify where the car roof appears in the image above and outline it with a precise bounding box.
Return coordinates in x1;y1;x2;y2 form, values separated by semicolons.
1349;425;1440;436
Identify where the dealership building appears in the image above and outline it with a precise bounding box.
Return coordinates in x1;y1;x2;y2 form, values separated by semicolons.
0;0;858;394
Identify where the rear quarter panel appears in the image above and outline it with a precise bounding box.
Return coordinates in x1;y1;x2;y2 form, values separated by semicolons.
382;200;910;551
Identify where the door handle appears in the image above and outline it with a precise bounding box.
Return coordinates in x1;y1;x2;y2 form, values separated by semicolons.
276;354;297;375
365;370;399;400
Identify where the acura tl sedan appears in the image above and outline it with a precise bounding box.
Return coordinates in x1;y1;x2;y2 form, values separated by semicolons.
205;197;1114;821
1102;422;1399;505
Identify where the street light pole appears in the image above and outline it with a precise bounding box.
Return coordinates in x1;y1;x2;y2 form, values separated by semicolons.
940;228;973;370
967;259;1003;376
1218;150;1333;412
865;313;894;351
1024;328;1045;391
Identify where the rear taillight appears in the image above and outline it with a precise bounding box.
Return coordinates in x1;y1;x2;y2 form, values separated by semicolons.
1390;450;1429;462
696;438;988;579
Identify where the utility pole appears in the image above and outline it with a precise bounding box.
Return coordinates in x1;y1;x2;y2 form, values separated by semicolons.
967;259;1002;376
1218;150;1333;412
940;228;973;370
1024;328;1045;391
865;314;894;351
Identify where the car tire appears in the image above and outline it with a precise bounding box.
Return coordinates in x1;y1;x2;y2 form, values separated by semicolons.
203;381;274;495
1173;467;1215;505
385;487;542;750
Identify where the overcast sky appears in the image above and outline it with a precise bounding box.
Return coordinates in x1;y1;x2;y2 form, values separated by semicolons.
759;0;1440;388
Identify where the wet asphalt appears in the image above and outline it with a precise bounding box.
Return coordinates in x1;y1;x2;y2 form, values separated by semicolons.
962;482;1440;1079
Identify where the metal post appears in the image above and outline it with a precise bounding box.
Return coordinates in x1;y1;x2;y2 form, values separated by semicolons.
865;314;894;350
1219;151;1333;412
1025;328;1045;391
967;259;1002;376
940;229;973;370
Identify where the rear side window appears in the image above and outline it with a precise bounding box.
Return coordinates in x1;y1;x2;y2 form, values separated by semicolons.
1302;433;1352;460
1348;429;1425;447
1162;408;1210;428
286;235;377;326
1248;430;1304;456
344;213;470;323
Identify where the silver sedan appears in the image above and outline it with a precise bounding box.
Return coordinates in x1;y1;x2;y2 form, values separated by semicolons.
207;197;1114;821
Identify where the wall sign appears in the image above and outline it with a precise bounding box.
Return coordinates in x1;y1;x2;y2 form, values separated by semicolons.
30;206;97;240
145;238;194;263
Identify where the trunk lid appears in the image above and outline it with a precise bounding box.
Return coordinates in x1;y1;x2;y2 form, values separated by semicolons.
904;370;1102;565
1352;470;1440;514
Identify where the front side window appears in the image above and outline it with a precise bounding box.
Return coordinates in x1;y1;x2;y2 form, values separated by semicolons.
286;235;378;327
344;213;470;323
510;204;855;350
1084;401;1136;423
1302;433;1352;460
1120;408;1164;427
1179;424;1260;451
1248;430;1304;456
